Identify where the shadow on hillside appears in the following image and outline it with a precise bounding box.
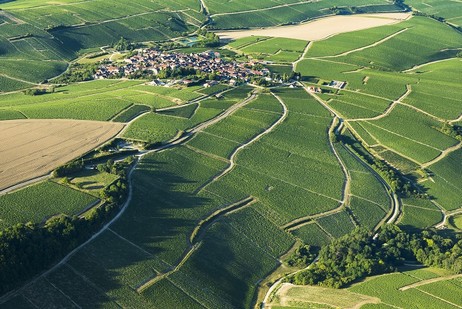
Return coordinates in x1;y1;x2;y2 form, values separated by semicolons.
17;156;215;307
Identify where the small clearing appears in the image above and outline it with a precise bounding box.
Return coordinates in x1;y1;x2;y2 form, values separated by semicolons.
216;13;411;41
0;119;123;191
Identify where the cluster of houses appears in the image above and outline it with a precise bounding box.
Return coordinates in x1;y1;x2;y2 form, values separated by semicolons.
94;49;271;85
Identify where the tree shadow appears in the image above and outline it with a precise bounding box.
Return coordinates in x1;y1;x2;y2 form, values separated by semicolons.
13;156;214;308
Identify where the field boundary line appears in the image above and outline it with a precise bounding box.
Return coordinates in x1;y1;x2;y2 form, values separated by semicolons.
364;120;444;152
293;41;312;71
196;91;287;194
107;228;156;258
421;141;462;168
310;28;409;59
136;198;257;293
209;1;316;17
415;288;462;308
44;276;82;309
399;274;462;291
349;84;411;122
0;89;259;306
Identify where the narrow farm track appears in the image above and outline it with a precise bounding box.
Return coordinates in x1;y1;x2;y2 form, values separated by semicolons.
196;91;288;194
293;41;313;71
136;197;257;293
399;274;462;291
421;141;462;169
0;173;51;196
209;1;314;17
0;91;258;305
310;28;409;59
348;84;411;122
435;208;462;229
341;143;399;227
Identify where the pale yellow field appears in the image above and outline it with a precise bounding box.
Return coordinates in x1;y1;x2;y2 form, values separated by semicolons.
268;283;380;309
0;119;124;191
216;12;411;41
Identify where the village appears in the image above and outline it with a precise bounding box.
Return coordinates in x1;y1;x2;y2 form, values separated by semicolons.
94;49;272;86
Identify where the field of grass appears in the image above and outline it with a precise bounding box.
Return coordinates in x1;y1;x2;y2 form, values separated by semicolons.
0;181;98;229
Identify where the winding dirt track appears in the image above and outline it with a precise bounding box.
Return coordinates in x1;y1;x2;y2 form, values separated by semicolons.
0;119;124;192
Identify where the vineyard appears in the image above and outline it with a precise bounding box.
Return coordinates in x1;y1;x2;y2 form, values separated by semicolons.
0;1;461;308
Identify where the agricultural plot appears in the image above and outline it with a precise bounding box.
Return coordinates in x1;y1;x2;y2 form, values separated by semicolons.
112;104;151;123
337;17;462;71
306;23;405;57
399;199;443;229
0;0;204;88
349;269;462;309
0;109;26;120
403;59;462;119
209;1;401;30
357;104;458;164
0;181;97;229
123;92;251;143
422;148;462;211
317;211;356;239
271;268;459;309
238;37;307;63
406;0;462;26
0;119;123;191
290;223;332;248
326;91;392;119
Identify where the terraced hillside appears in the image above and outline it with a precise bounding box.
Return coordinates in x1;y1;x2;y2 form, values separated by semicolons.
0;2;461;309
0;0;407;91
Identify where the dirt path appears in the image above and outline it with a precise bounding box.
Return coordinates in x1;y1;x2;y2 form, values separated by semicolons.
293;41;313;71
311;28;409;59
196;91;287;193
422;141;462;169
435;208;462;229
209;1;313;17
402;57;458;73
348;84;411;122
0;90;257;305
399;274;462;291
137;196;256;293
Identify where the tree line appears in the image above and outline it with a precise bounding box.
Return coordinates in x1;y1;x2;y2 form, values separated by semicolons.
0;157;134;295
288;224;462;288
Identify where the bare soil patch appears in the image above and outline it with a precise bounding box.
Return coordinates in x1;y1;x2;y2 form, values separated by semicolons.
216;12;411;41
0;119;124;191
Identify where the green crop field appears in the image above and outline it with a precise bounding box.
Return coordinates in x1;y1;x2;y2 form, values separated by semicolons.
1;3;462;309
0;181;97;229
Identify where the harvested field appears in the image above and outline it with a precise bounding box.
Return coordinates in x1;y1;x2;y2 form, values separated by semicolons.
216;13;411;41
0;119;124;191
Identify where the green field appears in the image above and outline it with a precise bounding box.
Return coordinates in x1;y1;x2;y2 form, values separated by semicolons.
1;4;462;309
270;268;460;309
0;181;98;229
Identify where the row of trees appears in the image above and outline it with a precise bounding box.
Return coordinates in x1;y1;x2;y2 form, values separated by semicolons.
0;157;134;295
289;225;462;288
